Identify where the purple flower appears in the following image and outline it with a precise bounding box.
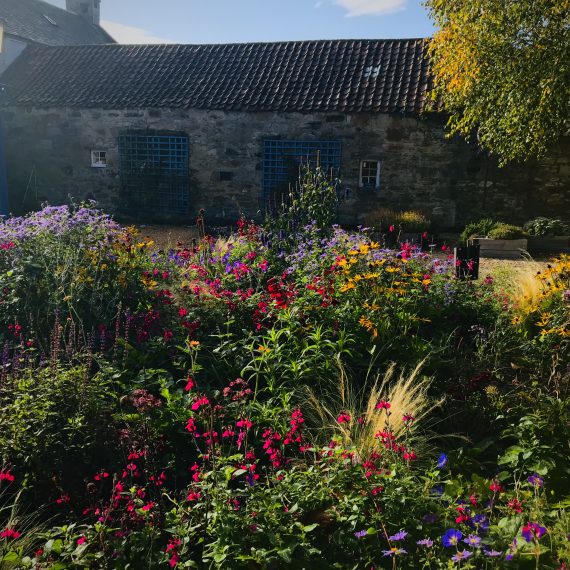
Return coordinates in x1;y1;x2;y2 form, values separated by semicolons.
442;529;463;548
484;550;503;557
416;538;434;548
522;522;547;543
354;530;367;539
382;548;407;557
432;485;444;496
452;550;473;563
388;530;408;541
527;473;544;487
463;534;481;547
423;513;438;524
437;453;448;468
470;513;490;532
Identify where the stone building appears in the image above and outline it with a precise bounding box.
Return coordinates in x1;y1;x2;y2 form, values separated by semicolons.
0;38;569;227
0;0;113;75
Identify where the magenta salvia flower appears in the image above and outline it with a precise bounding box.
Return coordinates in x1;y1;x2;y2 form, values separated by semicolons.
452;550;473;563
388;530;408;541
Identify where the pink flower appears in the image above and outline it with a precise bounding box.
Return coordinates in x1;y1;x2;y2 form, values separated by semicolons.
191;396;210;411
76;536;87;545
389;225;395;232
337;413;351;424
141;502;155;511
185;377;195;392
376;400;391;410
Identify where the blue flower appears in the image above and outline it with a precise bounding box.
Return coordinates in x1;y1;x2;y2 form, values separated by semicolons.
442;529;463;548
437;453;448;469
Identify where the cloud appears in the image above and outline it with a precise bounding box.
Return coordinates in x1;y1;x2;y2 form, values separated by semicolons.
334;0;407;16
101;20;174;44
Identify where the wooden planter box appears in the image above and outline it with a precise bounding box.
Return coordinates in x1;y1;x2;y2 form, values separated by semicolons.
473;238;528;259
527;236;570;254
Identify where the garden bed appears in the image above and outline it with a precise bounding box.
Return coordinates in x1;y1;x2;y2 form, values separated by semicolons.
0;206;566;569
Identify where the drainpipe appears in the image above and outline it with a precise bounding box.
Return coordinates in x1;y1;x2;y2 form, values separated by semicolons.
0;86;7;216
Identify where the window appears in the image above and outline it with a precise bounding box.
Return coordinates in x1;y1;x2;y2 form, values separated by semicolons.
118;132;189;215
263;140;342;204
91;150;107;168
359;160;380;188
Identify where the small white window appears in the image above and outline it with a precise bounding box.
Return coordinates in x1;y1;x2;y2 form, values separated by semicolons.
359;160;380;188
91;150;107;168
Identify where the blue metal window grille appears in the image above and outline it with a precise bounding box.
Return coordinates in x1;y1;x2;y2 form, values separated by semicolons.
118;132;189;216
262;140;342;204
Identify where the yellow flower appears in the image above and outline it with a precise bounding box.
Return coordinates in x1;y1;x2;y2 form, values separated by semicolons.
340;282;356;293
187;340;200;347
511;316;522;325
386;267;400;273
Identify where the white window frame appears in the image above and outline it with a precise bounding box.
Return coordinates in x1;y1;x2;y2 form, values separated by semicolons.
91;150;107;168
359;160;381;188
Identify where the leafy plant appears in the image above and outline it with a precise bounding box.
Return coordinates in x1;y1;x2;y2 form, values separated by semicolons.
487;223;528;240
524;217;570;237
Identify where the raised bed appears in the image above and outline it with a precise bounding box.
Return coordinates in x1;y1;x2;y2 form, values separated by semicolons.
474;238;528;259
527;236;570;254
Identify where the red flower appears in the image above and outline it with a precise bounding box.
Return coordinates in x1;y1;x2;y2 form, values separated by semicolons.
141;502;155;511
337;413;351;424
1;528;20;540
76;536;87;545
191;396;210;411
489;480;504;493
185;377;195;392
508;498;523;514
0;470;15;483
376;400;391;410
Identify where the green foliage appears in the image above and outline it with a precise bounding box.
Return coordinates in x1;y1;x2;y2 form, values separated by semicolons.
426;0;570;164
364;208;432;233
524;217;570;236
459;217;498;243
487;223;528;240
264;164;340;248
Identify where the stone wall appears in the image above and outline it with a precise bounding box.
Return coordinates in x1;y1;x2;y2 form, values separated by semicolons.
2;106;569;227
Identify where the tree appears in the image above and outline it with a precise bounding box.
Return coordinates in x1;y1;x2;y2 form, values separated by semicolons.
425;0;570;164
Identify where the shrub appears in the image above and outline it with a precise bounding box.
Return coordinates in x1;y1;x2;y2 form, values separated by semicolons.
487;223;528;240
524;217;570;236
364;208;432;233
459;217;497;243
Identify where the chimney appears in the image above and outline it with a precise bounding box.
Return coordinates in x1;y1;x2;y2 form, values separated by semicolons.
66;0;101;26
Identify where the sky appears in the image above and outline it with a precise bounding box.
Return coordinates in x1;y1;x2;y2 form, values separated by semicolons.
47;0;435;45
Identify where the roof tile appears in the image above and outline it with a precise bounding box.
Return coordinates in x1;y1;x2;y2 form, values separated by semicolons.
1;39;434;113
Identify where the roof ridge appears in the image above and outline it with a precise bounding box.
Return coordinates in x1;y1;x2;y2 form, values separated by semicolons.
23;37;429;50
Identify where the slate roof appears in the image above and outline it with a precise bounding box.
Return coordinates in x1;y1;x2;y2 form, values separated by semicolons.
1;39;434;114
0;0;114;46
